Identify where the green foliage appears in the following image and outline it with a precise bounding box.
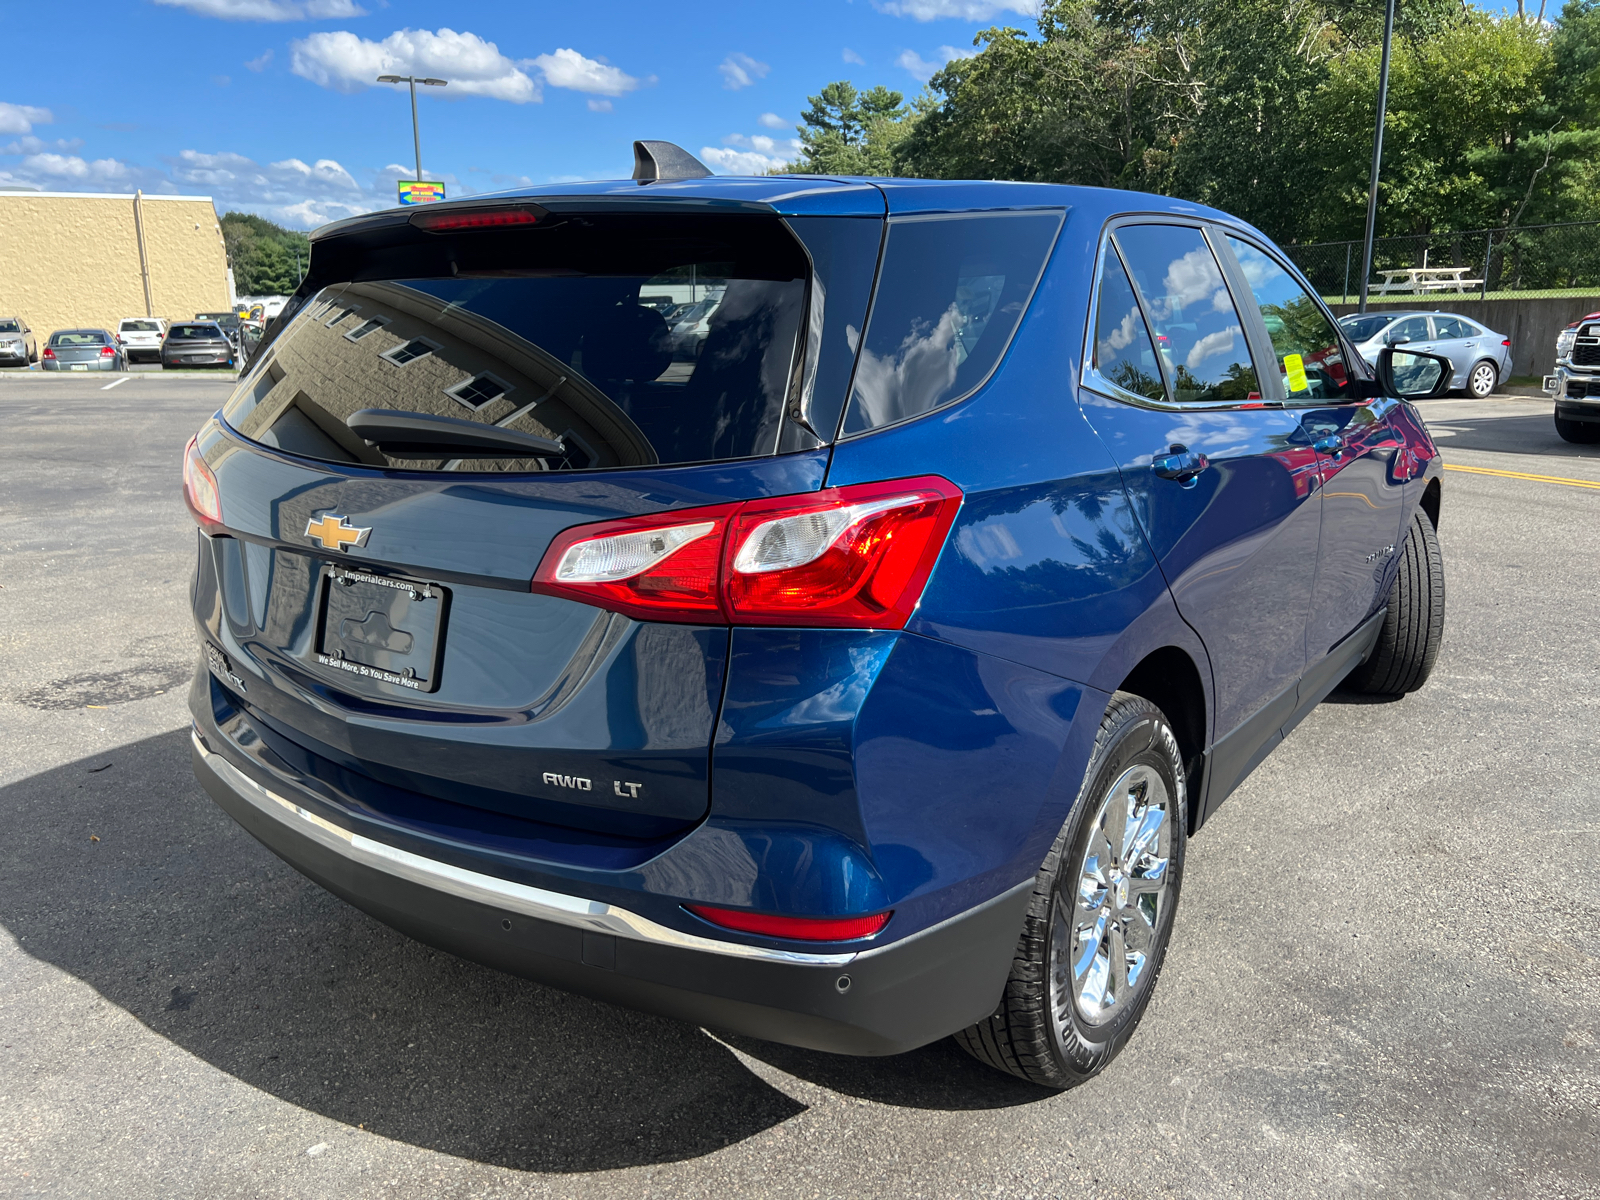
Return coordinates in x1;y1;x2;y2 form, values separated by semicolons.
791;82;920;175
221;211;309;296
780;0;1600;244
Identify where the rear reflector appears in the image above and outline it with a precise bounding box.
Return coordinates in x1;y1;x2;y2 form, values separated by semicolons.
686;905;892;942
182;435;224;535
409;205;545;232
530;476;962;628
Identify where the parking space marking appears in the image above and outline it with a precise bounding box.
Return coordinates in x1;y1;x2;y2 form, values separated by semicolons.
1443;462;1600;491
101;377;131;390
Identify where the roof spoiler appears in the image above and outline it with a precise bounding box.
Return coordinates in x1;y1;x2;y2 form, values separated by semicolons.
632;140;713;183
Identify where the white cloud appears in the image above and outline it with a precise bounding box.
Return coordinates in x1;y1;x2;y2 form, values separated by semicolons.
876;0;1037;18
153;0;367;20
897;44;978;82
291;28;541;102
21;153;131;182
1185;326;1241;371
587;98;613;112
700;146;791;175
530;48;641;97
719;53;769;91
246;50;273;71
0;103;52;137
758;112;788;129
725;132;801;156
1;135;82;155
842;47;866;65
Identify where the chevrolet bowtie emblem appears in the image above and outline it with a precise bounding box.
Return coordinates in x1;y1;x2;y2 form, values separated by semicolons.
305;513;371;552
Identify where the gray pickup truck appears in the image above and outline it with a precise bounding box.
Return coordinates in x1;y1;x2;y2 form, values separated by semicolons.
1544;309;1600;443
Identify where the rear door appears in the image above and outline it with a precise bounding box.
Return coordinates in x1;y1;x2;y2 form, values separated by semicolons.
1078;222;1321;763
1222;235;1406;680
199;208;879;839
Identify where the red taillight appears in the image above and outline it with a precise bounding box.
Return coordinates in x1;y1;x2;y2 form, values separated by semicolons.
532;502;740;622
182;435;224;534
100;345;116;356
41;347;54;358
725;477;963;627
686;905;892;942
1502;339;1511;347
409;204;545;232
530;476;963;628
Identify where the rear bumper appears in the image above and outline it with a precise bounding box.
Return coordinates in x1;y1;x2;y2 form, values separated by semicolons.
41;359;116;371
190;722;1031;1056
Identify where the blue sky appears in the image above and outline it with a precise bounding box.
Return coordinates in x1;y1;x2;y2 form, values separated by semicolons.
1;0;1530;230
0;0;1037;227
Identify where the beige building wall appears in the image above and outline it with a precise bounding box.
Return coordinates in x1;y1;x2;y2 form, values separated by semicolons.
0;192;231;339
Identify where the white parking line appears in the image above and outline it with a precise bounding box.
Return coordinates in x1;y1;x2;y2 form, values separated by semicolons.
101;377;131;390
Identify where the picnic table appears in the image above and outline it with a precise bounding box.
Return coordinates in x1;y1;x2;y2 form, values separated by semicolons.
1372;266;1485;294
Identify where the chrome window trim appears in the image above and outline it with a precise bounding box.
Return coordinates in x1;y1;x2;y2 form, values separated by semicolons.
192;728;861;967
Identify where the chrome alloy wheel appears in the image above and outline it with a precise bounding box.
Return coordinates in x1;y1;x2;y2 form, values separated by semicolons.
1469;361;1497;398
1051;764;1173;1030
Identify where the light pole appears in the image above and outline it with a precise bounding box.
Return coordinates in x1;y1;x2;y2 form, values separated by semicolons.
1356;0;1396;315
376;74;448;182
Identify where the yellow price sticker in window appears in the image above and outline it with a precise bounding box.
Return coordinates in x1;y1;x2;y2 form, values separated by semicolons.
1284;353;1309;394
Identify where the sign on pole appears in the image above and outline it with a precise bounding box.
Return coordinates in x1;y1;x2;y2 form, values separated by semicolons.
398;180;446;205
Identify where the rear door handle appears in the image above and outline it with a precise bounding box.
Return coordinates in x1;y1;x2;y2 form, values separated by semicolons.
1313;434;1346;456
1151;444;1210;483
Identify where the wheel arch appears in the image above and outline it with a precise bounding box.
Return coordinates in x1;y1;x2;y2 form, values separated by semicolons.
1420;477;1441;530
1115;646;1208;833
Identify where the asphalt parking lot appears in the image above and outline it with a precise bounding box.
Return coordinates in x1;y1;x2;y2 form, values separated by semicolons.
1;375;1596;1199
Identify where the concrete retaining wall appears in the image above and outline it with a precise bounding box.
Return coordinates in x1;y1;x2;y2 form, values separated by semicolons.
0;192;230;340
1330;296;1600;381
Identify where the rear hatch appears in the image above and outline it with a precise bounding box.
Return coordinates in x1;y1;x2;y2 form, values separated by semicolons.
194;196;881;841
167;324;232;361
118;320;163;351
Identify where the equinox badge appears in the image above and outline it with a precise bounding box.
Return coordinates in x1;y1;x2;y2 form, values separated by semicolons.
305;513;371;552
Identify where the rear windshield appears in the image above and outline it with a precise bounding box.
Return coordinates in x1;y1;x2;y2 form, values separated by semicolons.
0;320;20;333
120;319;161;332
50;331;107;346
1339;315;1393;342
170;324;222;339
223;214;811;473
199;312;241;328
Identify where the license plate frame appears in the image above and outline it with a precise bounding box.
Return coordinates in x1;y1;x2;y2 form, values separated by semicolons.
69;363;88;371
314;566;449;693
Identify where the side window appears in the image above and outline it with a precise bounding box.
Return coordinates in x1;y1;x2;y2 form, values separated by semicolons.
1089;244;1166;402
1114;225;1260;405
1389;316;1431;345
1433;316;1469;340
842;211;1064;434
1225;236;1355;402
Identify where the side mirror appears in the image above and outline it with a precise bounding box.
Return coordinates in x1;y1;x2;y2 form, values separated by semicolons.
1378;346;1453;399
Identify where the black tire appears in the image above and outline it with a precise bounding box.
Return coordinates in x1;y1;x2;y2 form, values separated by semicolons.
1465;359;1498;399
1555;415;1600;444
955;692;1187;1089
1343;508;1445;696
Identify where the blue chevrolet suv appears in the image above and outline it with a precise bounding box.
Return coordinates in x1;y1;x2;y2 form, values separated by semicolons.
185;146;1450;1088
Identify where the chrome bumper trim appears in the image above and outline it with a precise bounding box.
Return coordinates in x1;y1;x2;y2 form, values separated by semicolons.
192;728;858;966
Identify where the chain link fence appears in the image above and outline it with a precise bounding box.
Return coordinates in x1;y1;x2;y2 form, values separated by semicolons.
1283;221;1600;303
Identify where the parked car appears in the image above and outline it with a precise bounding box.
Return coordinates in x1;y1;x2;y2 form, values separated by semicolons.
1339;310;1511;398
40;328;122;372
116;316;167;364
184;156;1451;1090
0;316;38;366
1542;310;1600;443
195;310;244;351
162;322;236;370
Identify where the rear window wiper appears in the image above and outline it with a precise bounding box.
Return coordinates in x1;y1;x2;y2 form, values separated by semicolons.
346;409;564;457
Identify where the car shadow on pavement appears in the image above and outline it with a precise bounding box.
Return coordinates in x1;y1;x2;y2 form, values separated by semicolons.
0;728;1047;1173
1423;409;1600;459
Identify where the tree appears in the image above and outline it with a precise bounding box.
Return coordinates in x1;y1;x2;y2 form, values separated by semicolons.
791;82;919;175
221;211;310;296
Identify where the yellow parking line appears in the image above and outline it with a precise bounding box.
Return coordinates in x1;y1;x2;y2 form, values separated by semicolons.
1443;462;1600;491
